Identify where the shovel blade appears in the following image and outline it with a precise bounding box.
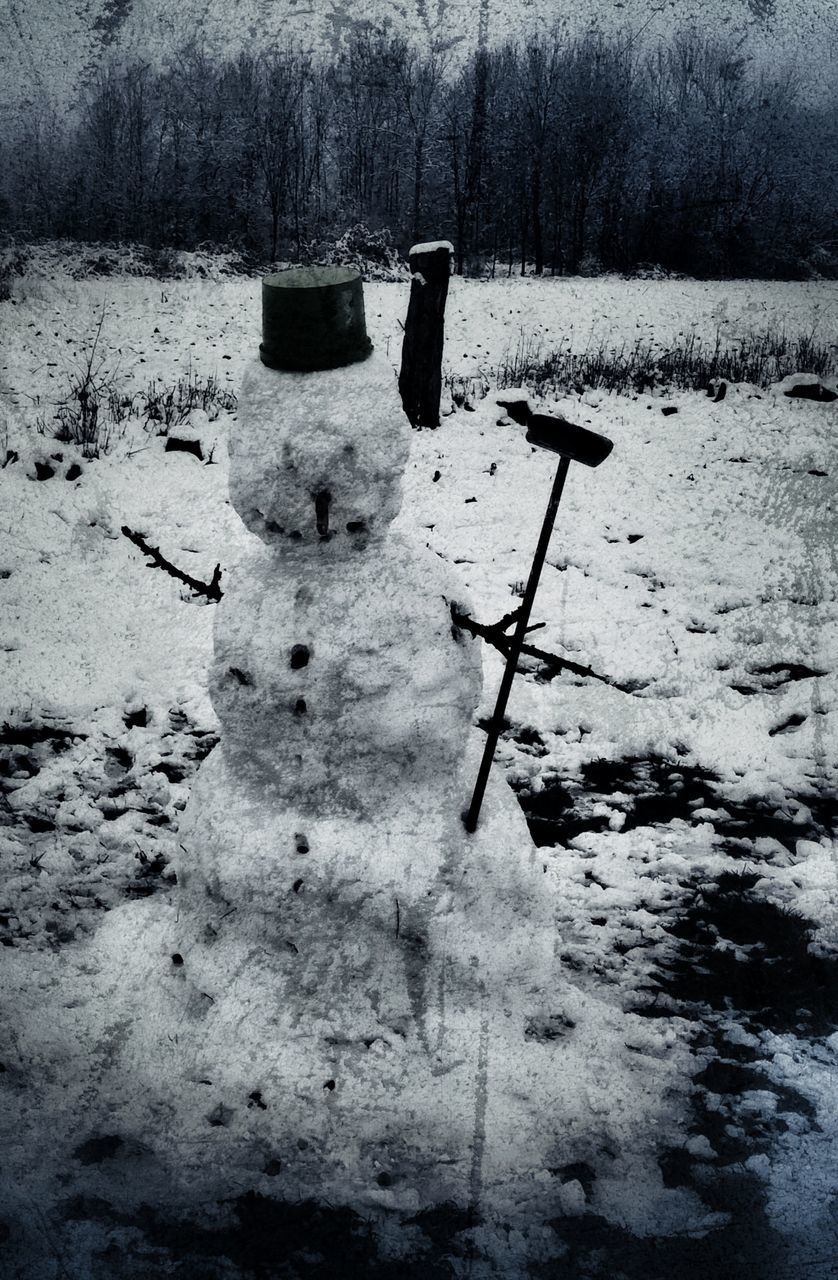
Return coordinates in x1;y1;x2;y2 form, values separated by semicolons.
526;415;613;467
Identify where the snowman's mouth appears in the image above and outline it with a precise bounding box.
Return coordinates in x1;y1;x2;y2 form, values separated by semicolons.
314;489;331;538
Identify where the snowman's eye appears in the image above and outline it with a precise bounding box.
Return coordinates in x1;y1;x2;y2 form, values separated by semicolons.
346;520;366;534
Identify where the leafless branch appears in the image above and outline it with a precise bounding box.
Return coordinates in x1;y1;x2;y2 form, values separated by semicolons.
121;525;223;601
452;606;632;691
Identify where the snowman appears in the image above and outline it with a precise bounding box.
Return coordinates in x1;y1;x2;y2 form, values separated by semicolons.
149;267;558;1194
73;268;563;1231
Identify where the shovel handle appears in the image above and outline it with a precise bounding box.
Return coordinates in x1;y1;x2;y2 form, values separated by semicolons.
464;454;571;833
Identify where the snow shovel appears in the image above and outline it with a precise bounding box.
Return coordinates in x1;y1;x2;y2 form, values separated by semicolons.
464;407;613;833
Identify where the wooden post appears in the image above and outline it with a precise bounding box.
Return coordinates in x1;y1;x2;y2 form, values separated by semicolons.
398;241;453;429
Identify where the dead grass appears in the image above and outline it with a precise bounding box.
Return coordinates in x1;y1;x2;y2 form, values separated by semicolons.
496;328;837;396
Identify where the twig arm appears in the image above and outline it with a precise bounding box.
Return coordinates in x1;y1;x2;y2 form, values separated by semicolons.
121;525;223;601
453;608;619;687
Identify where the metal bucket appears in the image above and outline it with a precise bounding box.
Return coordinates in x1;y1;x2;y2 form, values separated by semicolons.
259;266;373;372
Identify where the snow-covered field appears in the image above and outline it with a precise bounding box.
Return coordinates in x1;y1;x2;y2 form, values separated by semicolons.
1;270;837;1277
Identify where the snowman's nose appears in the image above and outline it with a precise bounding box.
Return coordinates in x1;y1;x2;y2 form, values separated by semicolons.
314;489;331;538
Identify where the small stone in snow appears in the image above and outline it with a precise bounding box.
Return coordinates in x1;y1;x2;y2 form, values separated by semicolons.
785;381;836;402
72;1134;124;1165
685;1134;717;1160
557;1179;586;1215
164;437;203;461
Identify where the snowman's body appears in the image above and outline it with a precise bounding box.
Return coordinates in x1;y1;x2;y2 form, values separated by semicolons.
209;533;480;814
179;349;553;975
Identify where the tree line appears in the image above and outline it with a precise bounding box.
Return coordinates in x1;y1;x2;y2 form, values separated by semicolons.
2;24;836;278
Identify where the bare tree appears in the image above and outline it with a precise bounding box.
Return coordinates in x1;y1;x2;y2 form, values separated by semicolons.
1;23;835;281
445;47;496;274
392;40;447;243
254;50;308;261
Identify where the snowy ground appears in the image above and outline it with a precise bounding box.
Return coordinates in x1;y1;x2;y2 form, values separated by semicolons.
1;269;837;1277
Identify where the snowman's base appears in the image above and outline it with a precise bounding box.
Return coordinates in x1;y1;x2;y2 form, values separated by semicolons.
87;894;568;1223
64;735;570;1226
175;733;554;992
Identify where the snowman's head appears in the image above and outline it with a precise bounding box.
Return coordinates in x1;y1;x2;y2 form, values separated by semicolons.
230;354;410;550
